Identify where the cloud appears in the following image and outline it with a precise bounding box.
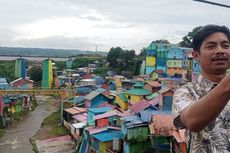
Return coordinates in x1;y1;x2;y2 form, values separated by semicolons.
0;0;229;53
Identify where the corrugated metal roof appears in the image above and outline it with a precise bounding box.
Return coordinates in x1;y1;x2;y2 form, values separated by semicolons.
140;110;171;123
91;130;123;142
84;91;101;100
149;114;174;136
72;113;87;122
94;110;122;120
126;88;151;96
95;88;106;93
121;115;147;128
73;96;85;103
88;107;112;114
157;86;173;94
146;93;159;100
72;122;86;129
86;126;121;135
146;81;161;87
130;99;149;113
133;81;144;88
64;107;86;115
118;93;128;102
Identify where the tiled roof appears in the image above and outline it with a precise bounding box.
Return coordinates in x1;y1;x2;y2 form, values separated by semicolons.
149;114;174;136
94;110;120;120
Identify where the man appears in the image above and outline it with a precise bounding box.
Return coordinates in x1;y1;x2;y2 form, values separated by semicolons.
173;25;230;153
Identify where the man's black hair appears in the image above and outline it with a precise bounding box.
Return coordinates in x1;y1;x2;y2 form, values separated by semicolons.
192;25;230;52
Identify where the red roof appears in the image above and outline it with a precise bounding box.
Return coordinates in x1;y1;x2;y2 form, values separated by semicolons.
149;114;174;136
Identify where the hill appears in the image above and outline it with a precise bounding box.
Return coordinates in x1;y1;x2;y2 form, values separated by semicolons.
0;46;107;57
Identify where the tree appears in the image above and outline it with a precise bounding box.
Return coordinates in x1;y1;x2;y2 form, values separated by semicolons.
107;47;123;68
28;66;42;82
179;26;202;48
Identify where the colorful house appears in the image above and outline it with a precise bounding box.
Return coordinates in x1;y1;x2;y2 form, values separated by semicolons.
10;77;34;89
42;59;53;88
15;57;26;79
87;107;112;126
125;81;151;103
87;127;123;153
172;129;187;153
166;47;185;77
149;114;174;152
145;42;157;74
121;115;151;153
94;110;123;128
157;86;174;112
84;90;110;108
115;92;129;110
155;43;171;75
144;81;161;93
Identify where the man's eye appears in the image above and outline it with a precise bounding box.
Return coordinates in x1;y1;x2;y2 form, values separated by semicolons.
223;44;230;49
206;46;214;49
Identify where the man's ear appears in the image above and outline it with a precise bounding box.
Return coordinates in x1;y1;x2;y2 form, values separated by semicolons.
192;51;200;62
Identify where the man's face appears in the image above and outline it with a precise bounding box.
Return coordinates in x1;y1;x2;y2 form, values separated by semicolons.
193;32;230;75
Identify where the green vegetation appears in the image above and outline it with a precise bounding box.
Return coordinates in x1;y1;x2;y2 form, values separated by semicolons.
41;110;68;136
28;66;42;82
0;60;16;82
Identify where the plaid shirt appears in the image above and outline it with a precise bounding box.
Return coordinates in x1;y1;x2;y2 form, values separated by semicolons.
173;74;230;153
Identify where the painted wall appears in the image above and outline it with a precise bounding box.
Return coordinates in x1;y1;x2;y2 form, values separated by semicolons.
90;95;109;108
115;95;128;110
96;118;109;128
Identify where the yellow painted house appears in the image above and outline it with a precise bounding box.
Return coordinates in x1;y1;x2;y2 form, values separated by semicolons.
115;93;128;110
126;81;151;103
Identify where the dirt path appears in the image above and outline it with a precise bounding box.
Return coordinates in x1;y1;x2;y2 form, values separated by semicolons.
0;96;60;153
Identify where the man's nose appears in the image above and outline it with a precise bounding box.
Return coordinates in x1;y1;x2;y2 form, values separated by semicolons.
215;45;225;54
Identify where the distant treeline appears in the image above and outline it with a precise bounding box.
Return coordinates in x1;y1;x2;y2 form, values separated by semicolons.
0;46;107;57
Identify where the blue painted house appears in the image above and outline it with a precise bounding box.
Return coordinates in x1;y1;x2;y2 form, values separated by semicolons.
87;107;112;126
84;90;110;108
155;44;170;74
91;129;123;153
166;47;184;77
157;86;174;112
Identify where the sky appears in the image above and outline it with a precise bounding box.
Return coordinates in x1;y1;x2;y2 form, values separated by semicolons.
0;0;229;53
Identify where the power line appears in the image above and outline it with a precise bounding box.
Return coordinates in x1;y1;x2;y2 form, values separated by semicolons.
193;0;230;8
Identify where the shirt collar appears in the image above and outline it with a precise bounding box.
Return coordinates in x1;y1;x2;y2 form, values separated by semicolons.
195;74;217;93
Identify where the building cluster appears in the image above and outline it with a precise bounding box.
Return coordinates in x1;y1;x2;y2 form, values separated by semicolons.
144;42;200;81
0;77;34;128
0;42;205;152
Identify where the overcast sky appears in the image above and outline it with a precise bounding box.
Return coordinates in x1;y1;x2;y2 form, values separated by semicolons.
0;0;229;53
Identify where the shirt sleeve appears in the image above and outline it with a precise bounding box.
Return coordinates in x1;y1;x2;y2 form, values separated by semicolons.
172;86;196;129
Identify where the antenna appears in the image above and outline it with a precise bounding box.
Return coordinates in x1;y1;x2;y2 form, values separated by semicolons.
193;0;230;8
